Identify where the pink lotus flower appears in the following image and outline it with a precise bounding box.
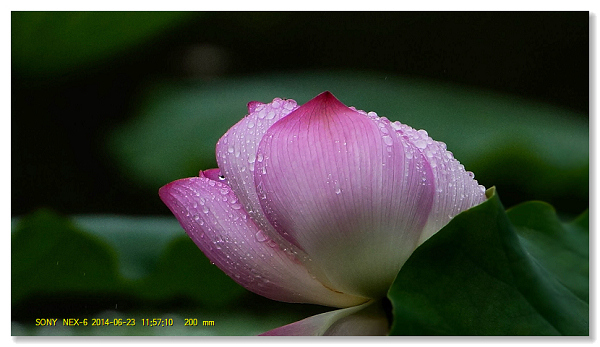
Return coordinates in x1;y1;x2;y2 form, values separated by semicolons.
159;91;486;335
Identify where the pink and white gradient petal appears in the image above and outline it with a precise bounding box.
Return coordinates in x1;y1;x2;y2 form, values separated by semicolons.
159;176;367;308
254;92;435;299
214;98;311;262
260;300;389;336
392;123;487;245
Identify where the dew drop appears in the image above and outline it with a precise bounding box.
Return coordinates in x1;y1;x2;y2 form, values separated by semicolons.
414;139;427;149
266;110;276;119
382;135;393;146
231;203;242;210
255;230;268;242
227;147;234;153
247;121;255;129
284;100;296;110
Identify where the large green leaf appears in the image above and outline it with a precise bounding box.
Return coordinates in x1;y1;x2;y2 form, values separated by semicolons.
107;71;588;212
508;203;589;304
387;189;588;335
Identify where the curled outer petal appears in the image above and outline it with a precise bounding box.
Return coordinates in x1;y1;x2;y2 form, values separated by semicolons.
159;175;368;308
260;300;389;336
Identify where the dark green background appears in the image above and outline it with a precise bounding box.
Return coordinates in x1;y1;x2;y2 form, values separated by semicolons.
11;12;589;335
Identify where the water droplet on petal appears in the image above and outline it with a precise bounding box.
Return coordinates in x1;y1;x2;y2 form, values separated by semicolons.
283;100;296;110
414;139;427;149
382;135;393;146
255;230;268;242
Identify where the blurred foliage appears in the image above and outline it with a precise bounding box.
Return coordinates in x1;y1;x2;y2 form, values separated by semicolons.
12;210;124;305
12;11;196;77
11;210;331;335
107;71;588;214
388;189;588;335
